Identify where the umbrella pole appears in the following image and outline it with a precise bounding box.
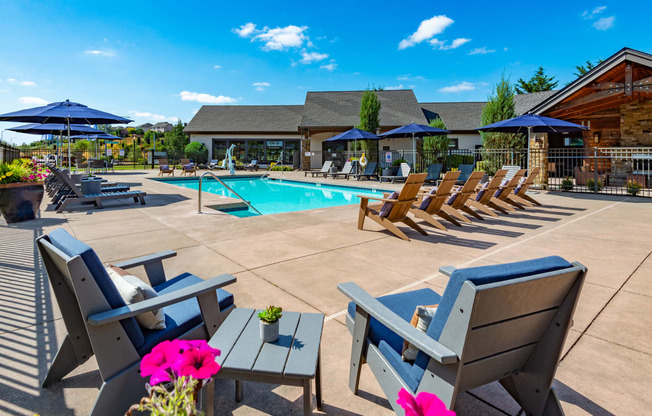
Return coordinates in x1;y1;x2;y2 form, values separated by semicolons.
412;133;416;170
527;126;532;174
67;121;71;171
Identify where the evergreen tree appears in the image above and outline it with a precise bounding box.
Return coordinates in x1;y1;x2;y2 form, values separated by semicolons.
515;67;558;94
165;120;189;163
423;118;449;154
574;59;604;78
481;73;524;149
356;89;381;162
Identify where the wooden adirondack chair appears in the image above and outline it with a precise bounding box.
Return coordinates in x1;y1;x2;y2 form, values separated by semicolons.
409;170;461;231
507;167;542;207
465;169;510;217
158;159;174;176
180;158;196;176
37;229;237;416
441;171;485;223
358;173;428;241
494;169;527;211
339;256;587;414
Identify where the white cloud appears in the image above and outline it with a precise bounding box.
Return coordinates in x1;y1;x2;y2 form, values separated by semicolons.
233;22;257;38
0;89;10;93
320;62;337;71
18;96;48;106
300;51;329;63
468;47;495;55
254;25;308;51
399;15;454;50
252;82;271;91
179;91;238;104
130;111;177;122
84;49;115;57
593;16;615;30
7;78;16;83
582;6;607;19
439;81;475;93
386;84;405;90
213;65;221;69
19;81;36;86
430;37;471;50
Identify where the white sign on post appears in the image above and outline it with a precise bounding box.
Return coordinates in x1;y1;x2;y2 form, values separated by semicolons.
119;149;125;157
305;151;311;157
106;149;112;156
385;152;392;163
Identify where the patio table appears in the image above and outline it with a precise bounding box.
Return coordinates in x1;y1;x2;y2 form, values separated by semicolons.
203;308;324;415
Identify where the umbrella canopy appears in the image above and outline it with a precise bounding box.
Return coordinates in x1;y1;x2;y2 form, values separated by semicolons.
323;128;381;142
476;114;588;134
379;123;450;167
70;132;122;140
379;122;450;138
9;123;106;136
0;99;131;168
0;99;132;124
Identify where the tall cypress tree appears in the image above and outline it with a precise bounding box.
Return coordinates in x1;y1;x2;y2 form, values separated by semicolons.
481;73;524;149
356;89;381;162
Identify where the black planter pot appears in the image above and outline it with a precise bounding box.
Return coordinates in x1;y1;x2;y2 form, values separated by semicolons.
0;182;44;223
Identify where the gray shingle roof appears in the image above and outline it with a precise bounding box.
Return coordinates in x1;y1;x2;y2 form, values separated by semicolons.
301;90;427;128
420;102;486;131
184;105;304;133
514;90;559;115
152;122;173;128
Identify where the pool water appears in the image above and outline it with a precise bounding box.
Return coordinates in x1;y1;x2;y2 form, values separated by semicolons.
160;177;387;217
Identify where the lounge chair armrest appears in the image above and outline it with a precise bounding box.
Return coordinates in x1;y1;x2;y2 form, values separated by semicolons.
112;250;177;269
439;265;456;277
337;282;458;365
357;195;398;203
87;274;237;327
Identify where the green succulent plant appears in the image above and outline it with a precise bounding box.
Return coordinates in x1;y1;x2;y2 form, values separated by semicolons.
258;306;283;324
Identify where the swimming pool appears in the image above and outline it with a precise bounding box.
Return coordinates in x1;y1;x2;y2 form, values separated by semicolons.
157;177;388;217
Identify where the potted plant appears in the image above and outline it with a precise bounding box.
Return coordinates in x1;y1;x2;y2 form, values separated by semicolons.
258;305;283;343
626;180;643;196
0;159;49;223
561;177;574;191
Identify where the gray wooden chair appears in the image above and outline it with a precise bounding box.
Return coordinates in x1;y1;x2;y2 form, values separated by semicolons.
339;256;586;415
37;228;237;416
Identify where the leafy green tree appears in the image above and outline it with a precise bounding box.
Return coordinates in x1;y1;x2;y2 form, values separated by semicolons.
481;73;524;149
356;89;381;162
574;59;604;78
423;118;449;154
73;140;89;152
515;67;558;94
165;120;189;163
185;142;208;164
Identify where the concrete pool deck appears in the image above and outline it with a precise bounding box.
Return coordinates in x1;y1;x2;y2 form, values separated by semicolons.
1;169;651;415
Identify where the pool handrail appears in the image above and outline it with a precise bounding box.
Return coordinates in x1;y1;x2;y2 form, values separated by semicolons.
198;171;263;216
261;151;284;179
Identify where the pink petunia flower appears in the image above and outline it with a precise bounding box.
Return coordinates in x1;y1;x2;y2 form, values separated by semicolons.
179;340;221;357
397;388;455;416
140;339;186;379
173;348;221;380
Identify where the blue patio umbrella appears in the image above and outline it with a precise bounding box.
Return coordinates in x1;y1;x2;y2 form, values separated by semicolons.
380;123;450;166
0;99;132;167
324;127;381;157
477;113;588;171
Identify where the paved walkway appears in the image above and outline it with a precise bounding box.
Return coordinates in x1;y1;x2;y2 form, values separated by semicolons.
0;169;650;415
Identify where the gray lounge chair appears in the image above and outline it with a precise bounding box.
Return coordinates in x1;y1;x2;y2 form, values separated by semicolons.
350;162;378;181
339;256;587;414
305;160;333;177
379;163;411;183
37;228;237;416
502;165;521;181
330;161;354;179
55;170;146;213
244;159;259;171
424;163;443;184
455;164;474;184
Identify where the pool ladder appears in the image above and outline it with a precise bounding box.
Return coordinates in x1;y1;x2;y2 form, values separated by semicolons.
197;171;262;215
261;151;284;179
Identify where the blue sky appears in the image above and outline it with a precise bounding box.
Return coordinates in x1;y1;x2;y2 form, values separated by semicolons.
1;0;650;143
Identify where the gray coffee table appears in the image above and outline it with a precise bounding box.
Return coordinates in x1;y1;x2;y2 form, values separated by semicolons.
204;308;324;415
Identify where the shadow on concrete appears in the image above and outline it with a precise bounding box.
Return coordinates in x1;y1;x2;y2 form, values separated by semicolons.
554;380;616;416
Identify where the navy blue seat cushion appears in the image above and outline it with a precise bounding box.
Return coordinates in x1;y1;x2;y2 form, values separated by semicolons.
138;273;234;356
347;288;441;355
419;187;438;210
378;340;420;391
494;179;509;197
48;229;145;349
409;256;573;384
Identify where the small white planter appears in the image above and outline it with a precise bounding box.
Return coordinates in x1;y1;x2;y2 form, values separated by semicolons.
259;320;279;343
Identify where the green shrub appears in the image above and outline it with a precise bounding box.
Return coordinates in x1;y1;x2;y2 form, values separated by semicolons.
270;165;293;171
586;178;603;192
561;177;574;191
184;142;208;164
392;158;407;167
449;154;475;169
627;180;643;196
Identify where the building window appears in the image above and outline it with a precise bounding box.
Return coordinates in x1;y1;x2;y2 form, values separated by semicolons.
247;140;264;162
284;140;300;164
448;138;459;150
266;140;283;162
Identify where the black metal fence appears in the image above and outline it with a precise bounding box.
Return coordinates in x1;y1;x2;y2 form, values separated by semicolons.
0;143;21;164
310;146;652;198
17;146;168;170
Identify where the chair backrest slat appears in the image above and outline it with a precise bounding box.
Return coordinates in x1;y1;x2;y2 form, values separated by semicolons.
341;161;353;173
364;162;377;175
501;165;521;181
476;170;507;204
321;160;333;172
400;163;411;177
426;163;442;180
516;167;541;196
449;171;484;208
421;170;460;213
457;164;474;182
388;173;426;220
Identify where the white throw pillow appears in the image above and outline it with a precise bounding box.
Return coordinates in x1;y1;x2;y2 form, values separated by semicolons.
401;305;438;362
106;266;166;330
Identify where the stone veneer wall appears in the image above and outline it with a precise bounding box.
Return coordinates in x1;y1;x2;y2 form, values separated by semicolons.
621;100;652;146
529;132;548;187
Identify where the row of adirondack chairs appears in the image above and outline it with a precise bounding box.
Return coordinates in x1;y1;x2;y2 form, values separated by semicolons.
358;167;542;241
